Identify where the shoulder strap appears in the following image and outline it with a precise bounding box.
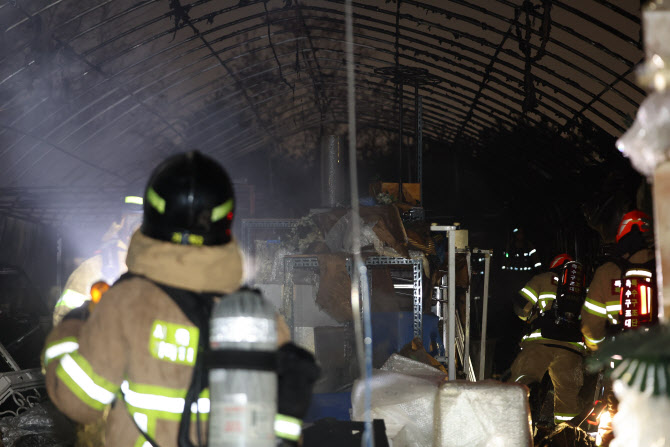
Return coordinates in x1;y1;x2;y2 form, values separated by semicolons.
606;256;630;274
608;255;655;276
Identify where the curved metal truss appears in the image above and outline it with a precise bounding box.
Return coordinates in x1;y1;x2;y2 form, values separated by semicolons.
0;0;644;222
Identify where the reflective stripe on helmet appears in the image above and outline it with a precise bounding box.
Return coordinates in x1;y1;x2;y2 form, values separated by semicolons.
211;199;234;223
616;211;651;242
124;196;143;205
550;254;573;269
146;187;165;214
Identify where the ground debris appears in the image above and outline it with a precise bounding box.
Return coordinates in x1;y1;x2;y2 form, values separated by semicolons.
0;402;75;447
535;423;596;447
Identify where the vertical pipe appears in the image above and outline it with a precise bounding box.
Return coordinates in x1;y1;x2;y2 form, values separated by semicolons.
56;234;63;296
441;276;448;359
398;83;404;202
447;229;456;381
320;135;348;208
479;252;491;380
653;162;670;321
282;259;295;340
416;88;423;206
344;2;374;446
465;251;471;380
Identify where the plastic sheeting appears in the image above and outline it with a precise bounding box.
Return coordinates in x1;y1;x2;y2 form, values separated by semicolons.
611;380;670;447
324;211;381;255
616;91;670;179
352;355;533;447
433;381;532;447
351;354;446;447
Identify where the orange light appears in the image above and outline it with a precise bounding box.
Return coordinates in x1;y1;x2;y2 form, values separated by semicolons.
90;281;110;304
641;285;647;315
596;409;614;446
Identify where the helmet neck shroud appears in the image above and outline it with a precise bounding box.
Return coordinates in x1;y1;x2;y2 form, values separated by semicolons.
615;225;648;257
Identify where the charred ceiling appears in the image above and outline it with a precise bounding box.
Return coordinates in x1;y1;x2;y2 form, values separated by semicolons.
0;0;646;224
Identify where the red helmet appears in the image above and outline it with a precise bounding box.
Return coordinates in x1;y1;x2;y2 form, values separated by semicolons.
549;253;573;269
616;210;652;243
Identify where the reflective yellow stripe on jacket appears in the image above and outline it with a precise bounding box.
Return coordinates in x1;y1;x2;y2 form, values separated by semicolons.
54;289;89;310
55;351;118;411
521;331;586;351
520;286;538;305
538;293;556;311
583;297;607;318
43;337;79;367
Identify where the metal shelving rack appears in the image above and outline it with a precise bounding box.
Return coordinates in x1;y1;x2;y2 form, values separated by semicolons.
240;218;299;284
431;225;492;381
282;255;423;339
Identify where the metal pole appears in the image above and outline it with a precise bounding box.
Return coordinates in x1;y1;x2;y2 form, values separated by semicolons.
345;2;374;445
0;343;20;372
479;252;491;380
416;89;423;205
447;228;456;380
56;234;63;295
440;276;447;359
464;250;471;380
431;225;457;377
398;83;404;202
282;258;295;340
654;162;670;321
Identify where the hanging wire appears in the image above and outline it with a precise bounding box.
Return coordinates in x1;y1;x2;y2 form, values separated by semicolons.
344;1;374;446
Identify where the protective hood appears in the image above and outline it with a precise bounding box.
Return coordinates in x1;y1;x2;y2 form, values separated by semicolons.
125;229;243;294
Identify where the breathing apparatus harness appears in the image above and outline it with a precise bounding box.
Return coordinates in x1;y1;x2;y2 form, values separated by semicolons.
117;274;319;447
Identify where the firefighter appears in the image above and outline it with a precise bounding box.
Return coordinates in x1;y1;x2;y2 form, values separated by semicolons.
510;253;586;426
580;210;655;447
51;190;143;326
42;151;295;446
581;210;655;349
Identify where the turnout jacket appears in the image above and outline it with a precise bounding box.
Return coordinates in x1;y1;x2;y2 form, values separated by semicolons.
52;238;128;326
44;230;289;447
580;248;654;350
517;272;586;353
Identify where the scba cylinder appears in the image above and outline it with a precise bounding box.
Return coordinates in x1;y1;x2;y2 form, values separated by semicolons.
208;289;277;447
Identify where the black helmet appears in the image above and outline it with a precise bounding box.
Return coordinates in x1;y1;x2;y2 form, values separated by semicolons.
141;151;235;246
